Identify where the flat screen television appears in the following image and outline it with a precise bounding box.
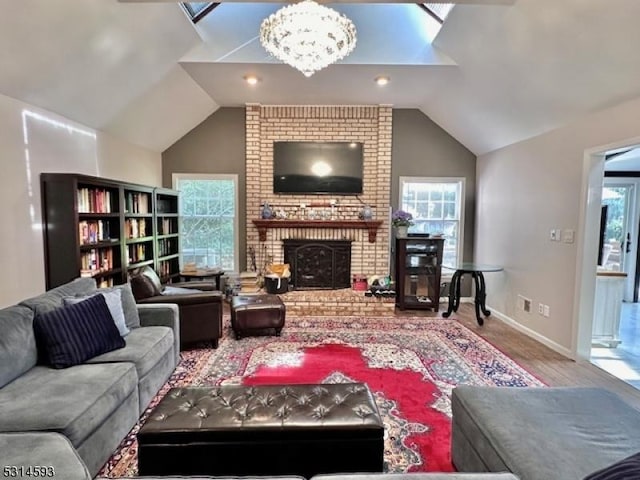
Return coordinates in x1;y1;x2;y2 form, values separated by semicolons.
273;141;364;195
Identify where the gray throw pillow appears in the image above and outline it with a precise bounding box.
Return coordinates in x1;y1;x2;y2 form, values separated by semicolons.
64;289;130;337
95;283;140;329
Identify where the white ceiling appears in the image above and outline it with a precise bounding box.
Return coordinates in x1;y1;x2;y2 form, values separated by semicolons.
2;0;640;154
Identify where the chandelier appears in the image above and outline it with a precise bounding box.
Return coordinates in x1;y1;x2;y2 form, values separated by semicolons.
259;0;357;77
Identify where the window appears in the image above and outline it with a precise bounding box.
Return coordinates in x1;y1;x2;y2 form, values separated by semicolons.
181;2;218;23
399;177;465;268
420;3;454;24
173;174;238;272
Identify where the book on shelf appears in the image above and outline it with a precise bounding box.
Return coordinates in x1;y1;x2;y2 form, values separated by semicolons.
125;192;150;214
77;188;112;213
78;220;113;245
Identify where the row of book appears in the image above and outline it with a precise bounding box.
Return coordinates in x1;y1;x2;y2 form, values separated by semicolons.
77;188;114;213
80;248;115;273
158;238;177;257
78;220;114;245
158;218;177;235
127;244;148;264
125;192;150;214
158;259;178;279
125;218;149;239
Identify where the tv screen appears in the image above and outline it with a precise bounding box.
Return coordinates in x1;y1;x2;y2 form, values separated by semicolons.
273;141;364;195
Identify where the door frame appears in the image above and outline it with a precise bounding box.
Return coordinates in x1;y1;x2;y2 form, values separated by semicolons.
574;137;640;360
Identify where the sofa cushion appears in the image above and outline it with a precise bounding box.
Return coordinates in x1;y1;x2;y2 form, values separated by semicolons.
0;432;91;480
98;283;140;329
34;294;125;368
0;305;37;389
130;273;160;300
584;451;640;480
64;288;130;337
0;362;137;446
86;325;174;380
130;266;164;300
20;277;97;316
452;386;640;480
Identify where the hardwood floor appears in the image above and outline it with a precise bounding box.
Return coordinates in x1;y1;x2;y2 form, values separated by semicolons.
399;303;640;409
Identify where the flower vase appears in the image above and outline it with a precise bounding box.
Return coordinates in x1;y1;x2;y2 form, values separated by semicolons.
395;225;409;238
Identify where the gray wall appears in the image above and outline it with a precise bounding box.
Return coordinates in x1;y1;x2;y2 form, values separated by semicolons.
162;107;247;270
162;107;477;277
392;109;477;293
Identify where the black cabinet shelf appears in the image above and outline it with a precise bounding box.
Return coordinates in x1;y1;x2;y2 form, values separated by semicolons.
395;237;444;312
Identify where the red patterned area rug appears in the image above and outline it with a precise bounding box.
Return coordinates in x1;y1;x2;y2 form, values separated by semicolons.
99;315;544;477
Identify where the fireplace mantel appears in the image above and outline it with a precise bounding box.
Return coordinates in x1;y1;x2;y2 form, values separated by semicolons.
252;219;383;243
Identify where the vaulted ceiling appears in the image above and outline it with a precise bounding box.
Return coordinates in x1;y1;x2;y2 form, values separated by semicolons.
2;0;640;155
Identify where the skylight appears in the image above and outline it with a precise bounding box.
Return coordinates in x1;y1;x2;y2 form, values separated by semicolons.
182;2;217;23
421;3;454;24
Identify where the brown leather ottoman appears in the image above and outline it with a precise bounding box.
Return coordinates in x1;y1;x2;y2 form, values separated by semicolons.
231;294;286;339
137;383;384;478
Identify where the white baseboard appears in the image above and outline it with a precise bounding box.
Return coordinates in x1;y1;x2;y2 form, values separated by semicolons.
486;305;574;359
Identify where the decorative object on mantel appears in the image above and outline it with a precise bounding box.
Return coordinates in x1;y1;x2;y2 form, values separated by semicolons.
259;0;357;77
359;204;373;220
261;201;274;219
392;209;414;238
252;219;383;243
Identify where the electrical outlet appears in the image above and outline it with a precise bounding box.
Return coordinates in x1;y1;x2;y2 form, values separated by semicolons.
538;303;544;315
543;305;550;317
518;294;532;313
549;229;559;241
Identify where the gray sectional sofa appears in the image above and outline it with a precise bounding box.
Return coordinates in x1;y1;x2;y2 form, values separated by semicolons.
0;277;179;478
452;385;640;480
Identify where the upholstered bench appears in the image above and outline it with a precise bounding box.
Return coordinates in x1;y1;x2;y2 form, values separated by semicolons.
138;383;384;478
231;294;286;339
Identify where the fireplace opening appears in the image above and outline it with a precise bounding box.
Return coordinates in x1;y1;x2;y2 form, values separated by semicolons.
283;239;352;290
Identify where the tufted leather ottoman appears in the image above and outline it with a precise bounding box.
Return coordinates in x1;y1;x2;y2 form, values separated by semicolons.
137;383;384;478
231;294;286;339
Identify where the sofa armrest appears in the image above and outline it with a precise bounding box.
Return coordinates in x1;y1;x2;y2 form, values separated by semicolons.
137;303;180;364
139;291;223;306
168;280;218;291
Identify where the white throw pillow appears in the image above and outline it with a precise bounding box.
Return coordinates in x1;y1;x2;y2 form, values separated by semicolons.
63;289;130;337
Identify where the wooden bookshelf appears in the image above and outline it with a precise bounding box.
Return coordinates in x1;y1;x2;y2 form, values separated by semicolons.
40;173;180;289
154;188;180;283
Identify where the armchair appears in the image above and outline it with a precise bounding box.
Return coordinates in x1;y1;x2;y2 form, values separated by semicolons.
129;266;223;349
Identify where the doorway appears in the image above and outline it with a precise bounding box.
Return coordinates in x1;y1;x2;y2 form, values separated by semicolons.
586;148;640;389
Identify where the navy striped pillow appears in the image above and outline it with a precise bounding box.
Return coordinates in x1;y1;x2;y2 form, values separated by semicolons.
584;452;640;479
34;294;125;368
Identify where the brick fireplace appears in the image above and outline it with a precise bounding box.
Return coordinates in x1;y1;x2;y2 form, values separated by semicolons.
245;104;393;280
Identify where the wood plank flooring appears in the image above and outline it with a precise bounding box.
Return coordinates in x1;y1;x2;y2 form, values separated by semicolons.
398;303;640;409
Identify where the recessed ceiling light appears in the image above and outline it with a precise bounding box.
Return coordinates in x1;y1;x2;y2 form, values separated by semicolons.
244;75;259;86
375;76;390;86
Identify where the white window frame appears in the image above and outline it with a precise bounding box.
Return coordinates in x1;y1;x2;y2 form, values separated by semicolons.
399;176;466;272
172;173;239;273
